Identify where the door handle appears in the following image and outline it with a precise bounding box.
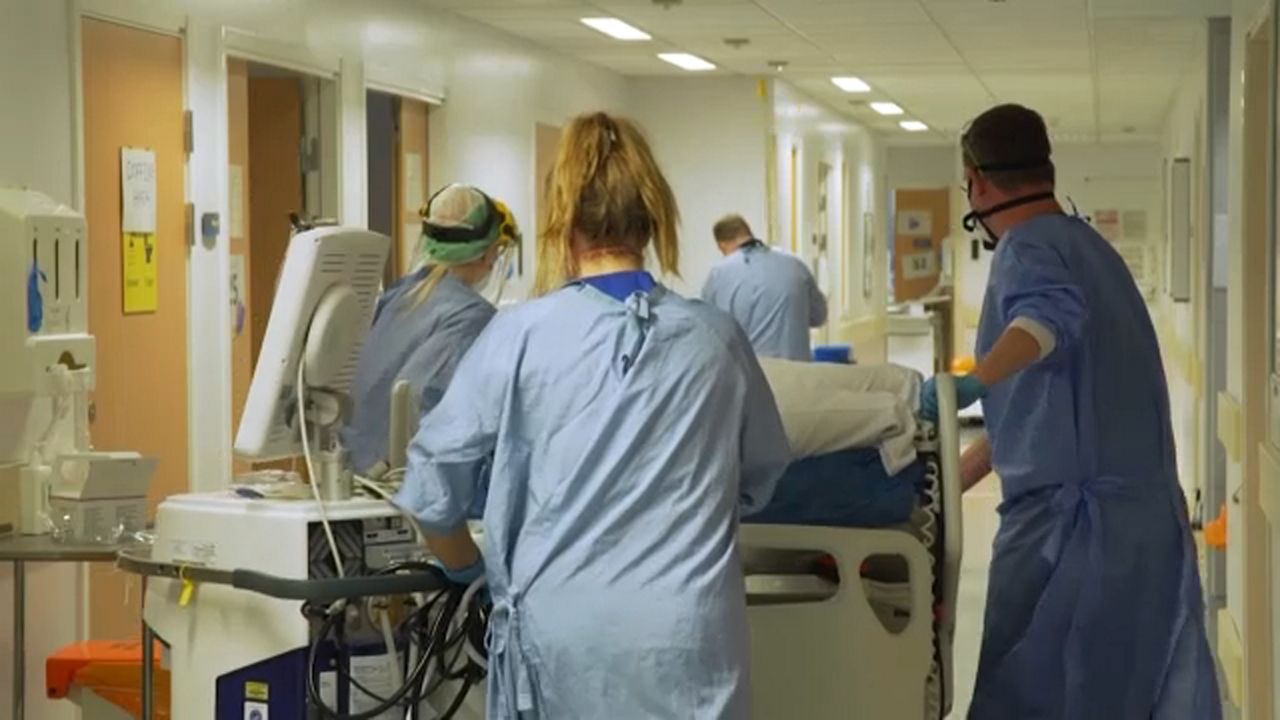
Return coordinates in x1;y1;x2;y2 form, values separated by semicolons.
88;401;97;424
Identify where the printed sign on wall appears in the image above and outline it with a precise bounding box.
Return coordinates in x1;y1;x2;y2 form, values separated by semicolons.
896;209;932;237
121;147;159;314
902;250;938;280
122;233;158;314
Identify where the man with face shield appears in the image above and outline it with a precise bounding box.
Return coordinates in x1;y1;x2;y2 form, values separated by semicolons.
920;105;1219;718
342;184;519;476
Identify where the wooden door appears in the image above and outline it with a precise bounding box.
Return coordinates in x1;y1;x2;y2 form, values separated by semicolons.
81;18;188;639
396;98;430;275
246;76;303;366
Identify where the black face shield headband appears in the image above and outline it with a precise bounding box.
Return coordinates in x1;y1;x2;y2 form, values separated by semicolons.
421;186;500;244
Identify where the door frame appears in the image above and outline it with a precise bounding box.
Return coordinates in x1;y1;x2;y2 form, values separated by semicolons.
366;79;444;107
1236;5;1278;717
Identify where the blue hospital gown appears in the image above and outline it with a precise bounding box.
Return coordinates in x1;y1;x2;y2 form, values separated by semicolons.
971;215;1220;719
396;279;791;719
701;241;827;361
342;268;494;474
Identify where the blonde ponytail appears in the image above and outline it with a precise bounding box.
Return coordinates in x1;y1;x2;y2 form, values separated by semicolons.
535;112;679;295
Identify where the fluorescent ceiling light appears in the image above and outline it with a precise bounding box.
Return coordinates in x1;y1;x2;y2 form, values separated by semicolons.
899;120;929;132
658;53;716;71
581;17;651;41
870;101;904;116
831;76;870;93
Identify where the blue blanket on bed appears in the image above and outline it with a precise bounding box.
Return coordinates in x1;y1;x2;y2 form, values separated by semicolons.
745;447;925;528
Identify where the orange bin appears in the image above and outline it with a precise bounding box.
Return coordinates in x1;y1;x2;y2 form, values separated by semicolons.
47;639;171;719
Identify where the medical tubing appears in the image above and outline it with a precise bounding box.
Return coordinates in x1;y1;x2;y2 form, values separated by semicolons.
379;608;405;691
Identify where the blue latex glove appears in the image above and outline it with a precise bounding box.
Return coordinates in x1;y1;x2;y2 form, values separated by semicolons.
919;375;987;423
438;556;486;586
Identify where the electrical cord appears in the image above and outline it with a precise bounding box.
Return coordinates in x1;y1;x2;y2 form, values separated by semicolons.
354;474;423;544
298;360;344;579
303;563;489;719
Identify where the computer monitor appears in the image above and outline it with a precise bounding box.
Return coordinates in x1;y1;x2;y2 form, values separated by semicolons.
235;226;390;461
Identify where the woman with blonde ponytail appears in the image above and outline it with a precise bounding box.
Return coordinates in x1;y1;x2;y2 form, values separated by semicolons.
343;184;519;476
396;112;792;718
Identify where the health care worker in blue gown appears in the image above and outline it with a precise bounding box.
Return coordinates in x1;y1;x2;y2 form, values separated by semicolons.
701;214;828;361
343;184;520;476
920;104;1220;719
395;111;792;719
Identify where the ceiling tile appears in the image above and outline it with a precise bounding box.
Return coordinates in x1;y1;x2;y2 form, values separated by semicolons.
416;0;1201;135
920;0;1089;28
814;24;966;66
760;0;933;26
1090;0;1229;19
981;73;1095;128
1093;17;1203;46
592;1;784;33
1096;44;1201;75
422;0;588;7
949;24;1090;71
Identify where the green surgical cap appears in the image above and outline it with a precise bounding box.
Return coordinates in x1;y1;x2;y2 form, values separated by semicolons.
419;184;501;264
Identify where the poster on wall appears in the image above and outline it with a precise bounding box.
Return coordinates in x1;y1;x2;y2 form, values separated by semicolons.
862;212;875;299
122;233;158;314
1094;209;1120;243
229;254;246;337
121;147;156;234
896;209;931;237
902;250;938;280
816;162;831;255
120;147;158;314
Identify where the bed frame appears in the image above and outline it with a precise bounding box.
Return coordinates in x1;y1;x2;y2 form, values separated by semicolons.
741;374;963;719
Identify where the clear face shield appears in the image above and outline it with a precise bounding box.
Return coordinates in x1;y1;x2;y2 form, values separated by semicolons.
476;242;514;305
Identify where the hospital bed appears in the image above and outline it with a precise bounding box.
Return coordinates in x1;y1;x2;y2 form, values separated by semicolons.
743;362;963;720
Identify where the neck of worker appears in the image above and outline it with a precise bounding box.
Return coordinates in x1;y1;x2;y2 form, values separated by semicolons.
449;259;490;286
984;187;1063;239
721;235;758;256
576;239;645;278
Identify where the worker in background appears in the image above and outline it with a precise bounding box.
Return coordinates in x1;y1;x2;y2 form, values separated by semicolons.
395;112;791;718
920;104;1219;719
701;214;827;361
342;184;519;476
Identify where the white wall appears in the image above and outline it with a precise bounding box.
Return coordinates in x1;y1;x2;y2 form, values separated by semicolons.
1161;4;1279;714
887;145;955;191
629;77;771;295
0;3;82;717
771;81;889;360
1159;25;1211;509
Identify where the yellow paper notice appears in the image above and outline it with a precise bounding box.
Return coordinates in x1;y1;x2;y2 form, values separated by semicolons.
122;232;158;314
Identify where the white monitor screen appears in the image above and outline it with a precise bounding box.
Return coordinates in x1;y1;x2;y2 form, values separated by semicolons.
235;227;390;460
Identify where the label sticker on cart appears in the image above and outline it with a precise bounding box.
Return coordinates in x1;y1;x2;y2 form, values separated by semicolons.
244;681;269;701
169;539;217;566
244;701;268;720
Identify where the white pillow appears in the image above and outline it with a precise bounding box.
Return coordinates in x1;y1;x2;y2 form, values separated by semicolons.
758;359;923;474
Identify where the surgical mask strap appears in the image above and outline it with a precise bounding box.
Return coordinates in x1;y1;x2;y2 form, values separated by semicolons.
963;191;1058;250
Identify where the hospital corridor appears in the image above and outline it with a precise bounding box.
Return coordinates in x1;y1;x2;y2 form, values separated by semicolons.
2;0;1280;718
